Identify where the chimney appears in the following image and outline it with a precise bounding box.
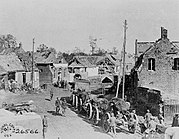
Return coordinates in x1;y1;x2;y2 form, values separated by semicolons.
161;27;167;39
134;39;138;63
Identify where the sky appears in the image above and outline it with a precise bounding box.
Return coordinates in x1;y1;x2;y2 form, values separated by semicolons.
0;0;178;54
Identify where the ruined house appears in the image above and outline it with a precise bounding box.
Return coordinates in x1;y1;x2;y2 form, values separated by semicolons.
0;54;25;89
134;27;179;119
0;44;40;88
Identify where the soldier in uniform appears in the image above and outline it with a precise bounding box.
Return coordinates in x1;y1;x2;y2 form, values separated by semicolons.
50;89;53;101
55;97;61;115
42;115;48;139
172;113;179;127
144;109;152;128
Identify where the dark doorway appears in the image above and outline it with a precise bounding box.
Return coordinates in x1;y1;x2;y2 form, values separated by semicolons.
22;73;26;84
8;72;15;80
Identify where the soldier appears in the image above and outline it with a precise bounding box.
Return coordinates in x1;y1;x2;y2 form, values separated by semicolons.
128;109;138;133
172;113;179;127
61;98;67;116
110;102;118;117
42;115;48;139
55;97;60;115
108;112;117;137
50;89;53;101
144;109;152;128
144;116;157;139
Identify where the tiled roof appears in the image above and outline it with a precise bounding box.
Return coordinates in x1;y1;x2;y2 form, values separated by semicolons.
0;54;24;72
68;60;84;67
34;52;57;63
137;42;155;56
54;57;68;64
69;56;103;68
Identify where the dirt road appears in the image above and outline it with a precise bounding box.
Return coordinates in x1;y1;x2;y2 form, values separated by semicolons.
4;87;142;139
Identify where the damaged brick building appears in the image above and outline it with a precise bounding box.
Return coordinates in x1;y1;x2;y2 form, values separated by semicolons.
135;27;179;120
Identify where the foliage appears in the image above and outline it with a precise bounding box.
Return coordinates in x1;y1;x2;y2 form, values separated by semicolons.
89;36;97;54
57;51;63;59
0;34;17;49
91;48;106;56
36;44;48;53
49;47;57;54
36;44;57;58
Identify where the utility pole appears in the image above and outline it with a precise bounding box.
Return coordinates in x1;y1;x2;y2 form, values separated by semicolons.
122;20;127;99
134;39;138;63
32;38;35;90
116;20;127;99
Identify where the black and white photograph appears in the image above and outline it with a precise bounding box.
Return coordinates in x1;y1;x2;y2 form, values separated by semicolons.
0;0;179;139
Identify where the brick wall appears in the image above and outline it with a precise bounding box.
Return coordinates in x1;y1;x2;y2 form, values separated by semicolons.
138;39;179;100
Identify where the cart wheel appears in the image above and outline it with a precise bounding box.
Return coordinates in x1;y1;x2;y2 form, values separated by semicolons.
72;94;75;106
86;103;92;119
123;115;128;122
78;98;83;112
102;112;111;133
75;96;78;109
92;106;100;125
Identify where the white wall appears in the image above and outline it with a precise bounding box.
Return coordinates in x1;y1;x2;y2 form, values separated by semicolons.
15;72;23;84
86;67;99;77
15;71;39;88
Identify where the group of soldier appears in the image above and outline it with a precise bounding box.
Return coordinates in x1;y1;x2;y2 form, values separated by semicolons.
42;89;68;139
49;88;67;116
107;108;165;138
55;97;67;116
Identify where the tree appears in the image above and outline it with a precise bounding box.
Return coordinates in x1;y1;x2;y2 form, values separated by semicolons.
36;44;57;54
89;36;97;54
36;44;48;53
112;47;118;55
57;51;63;59
36;44;57;59
73;47;81;54
49;47;57;54
73;47;88;56
0;34;17;48
62;52;75;63
92;48;106;56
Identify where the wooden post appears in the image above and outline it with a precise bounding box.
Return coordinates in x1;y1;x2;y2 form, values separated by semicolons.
122;20;127;100
32;38;35;89
135;39;138;63
116;20;127;99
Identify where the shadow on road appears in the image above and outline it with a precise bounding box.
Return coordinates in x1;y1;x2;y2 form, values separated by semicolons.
69;106;109;135
47;110;64;116
45;98;51;101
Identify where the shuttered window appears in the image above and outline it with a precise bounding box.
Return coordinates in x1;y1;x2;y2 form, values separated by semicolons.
148;58;155;71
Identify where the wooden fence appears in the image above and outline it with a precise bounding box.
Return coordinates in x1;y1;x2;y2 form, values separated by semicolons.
164;104;179;124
